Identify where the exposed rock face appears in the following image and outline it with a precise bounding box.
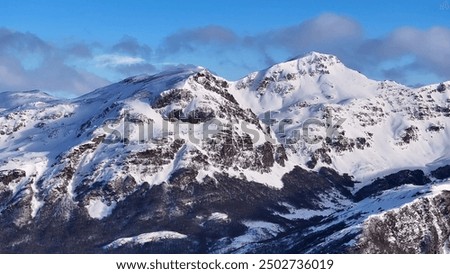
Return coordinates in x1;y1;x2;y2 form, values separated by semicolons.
0;169;26;185
0;165;355;253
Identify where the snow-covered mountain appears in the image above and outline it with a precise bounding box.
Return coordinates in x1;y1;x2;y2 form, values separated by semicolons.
1;52;450;253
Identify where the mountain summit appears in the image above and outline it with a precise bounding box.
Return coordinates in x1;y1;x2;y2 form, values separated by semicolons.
233;52;379;113
1;52;450;253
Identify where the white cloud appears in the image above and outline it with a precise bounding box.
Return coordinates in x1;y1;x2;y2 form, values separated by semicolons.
94;54;145;67
263;13;363;52
0;28;110;95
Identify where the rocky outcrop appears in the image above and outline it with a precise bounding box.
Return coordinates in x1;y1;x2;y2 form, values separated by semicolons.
357;191;450;254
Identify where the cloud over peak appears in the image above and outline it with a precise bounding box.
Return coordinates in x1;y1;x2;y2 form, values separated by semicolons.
264;13;363;52
159;25;238;54
95;54;145;67
112;35;152;58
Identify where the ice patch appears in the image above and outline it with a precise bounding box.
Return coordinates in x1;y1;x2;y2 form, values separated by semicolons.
429;180;450;196
214;221;282;253
104;231;187;249
208;212;229;221
86;198;116;220
30;195;44;218
443;238;450;254
277;206;334;220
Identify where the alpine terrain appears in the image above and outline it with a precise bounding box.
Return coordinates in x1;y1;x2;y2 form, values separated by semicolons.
1;52;450;253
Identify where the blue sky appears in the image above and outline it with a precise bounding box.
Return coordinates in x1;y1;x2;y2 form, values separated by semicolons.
1;0;450;97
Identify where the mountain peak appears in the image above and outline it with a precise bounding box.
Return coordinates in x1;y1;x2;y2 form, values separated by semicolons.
289;51;339;63
281;51;341;70
255;51;343;81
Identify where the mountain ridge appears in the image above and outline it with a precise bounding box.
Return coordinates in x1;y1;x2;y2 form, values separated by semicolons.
1;52;450;253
